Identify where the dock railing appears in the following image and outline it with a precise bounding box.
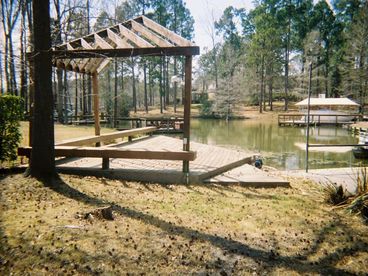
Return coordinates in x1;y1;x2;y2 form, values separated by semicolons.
278;113;362;126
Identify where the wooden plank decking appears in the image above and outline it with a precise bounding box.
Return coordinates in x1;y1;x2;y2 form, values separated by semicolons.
55;135;255;184
204;164;290;187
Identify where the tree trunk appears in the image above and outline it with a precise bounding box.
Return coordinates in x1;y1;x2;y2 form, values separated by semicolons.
107;68;111;117
165;57;170;107
0;50;3;94
173;57;177;113
131;57;137;113
54;0;64;122
316;56;320;96
63;71;69;124
284;44;289;111
268;67;273;111
87;76;92;114
8;32;18;95
86;0;92;115
144;61;148;113
148;60;153;106
28;0;56;181
259;56;264;114
114;58;118;127
26;0;33;112
79;73;83;112
56;69;63;121
284;9;291;111
82;74;87;115
4;35;10;93
20;4;27;110
162;56;166;110
74;72;78;120
160;57;163;114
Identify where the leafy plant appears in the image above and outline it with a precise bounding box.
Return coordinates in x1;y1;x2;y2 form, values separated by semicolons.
323;182;349;205
356;166;368;195
199;98;213;117
0;95;23;163
324;167;368;223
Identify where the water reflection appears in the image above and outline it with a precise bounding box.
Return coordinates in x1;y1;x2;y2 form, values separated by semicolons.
190;119;365;170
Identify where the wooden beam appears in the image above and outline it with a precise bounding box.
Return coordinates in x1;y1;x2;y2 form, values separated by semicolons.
140;15;193;47
130;20;173;47
18;146;197;161
66;43;80;70
183;56;192;173
96;59;111;74
56;126;157;146
52;46;200;60
118;24;153;47
81;38;94;49
107;29;133;48
84;58;101;73
94;33;114;49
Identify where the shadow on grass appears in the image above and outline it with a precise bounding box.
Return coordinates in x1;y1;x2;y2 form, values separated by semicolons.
42;176;365;275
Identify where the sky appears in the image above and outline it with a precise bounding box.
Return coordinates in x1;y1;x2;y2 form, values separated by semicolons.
184;0;254;52
184;0;333;55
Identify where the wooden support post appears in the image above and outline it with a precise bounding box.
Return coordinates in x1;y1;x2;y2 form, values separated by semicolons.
102;157;110;170
183;56;192;174
92;72;107;168
92;72;100;138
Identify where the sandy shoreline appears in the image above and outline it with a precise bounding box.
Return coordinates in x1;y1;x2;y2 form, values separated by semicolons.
277;167;360;194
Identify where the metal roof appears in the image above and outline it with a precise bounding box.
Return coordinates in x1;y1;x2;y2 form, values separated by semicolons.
295;97;359;107
52;15;200;74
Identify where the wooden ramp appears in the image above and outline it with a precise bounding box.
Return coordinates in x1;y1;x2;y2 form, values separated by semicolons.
56;135;254;184
204;164;290;188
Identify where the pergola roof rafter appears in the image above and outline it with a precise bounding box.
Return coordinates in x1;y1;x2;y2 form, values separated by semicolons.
53;15;199;74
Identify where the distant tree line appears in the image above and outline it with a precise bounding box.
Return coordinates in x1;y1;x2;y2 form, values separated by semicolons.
0;0;194;124
198;0;368;116
1;0;367;120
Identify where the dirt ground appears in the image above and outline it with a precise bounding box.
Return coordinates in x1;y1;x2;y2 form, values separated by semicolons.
3;104;367;274
131;103;283;121
1;173;367;275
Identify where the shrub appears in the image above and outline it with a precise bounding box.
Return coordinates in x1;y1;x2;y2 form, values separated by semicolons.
199;98;213;117
0;95;23;163
323;183;349;205
324;167;368;223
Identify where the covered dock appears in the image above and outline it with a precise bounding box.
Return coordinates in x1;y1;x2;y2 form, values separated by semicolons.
279;97;361;126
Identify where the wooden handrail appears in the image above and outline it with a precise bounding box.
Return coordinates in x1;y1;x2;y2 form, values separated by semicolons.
18;146;197;161
56;126;157;146
278;113;363;117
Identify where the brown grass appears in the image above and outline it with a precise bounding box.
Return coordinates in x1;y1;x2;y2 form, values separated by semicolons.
1;173;367;275
20;122;115;147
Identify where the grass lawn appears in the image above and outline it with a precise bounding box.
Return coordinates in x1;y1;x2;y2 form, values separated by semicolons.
19;121;115;147
1;173;367;275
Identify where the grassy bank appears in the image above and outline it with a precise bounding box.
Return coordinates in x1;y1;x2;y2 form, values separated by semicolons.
1;173;367;275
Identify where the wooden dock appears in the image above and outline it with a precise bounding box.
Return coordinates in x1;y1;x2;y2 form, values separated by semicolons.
349;122;368;136
204;164;290;188
55;135;256;184
278;113;362;127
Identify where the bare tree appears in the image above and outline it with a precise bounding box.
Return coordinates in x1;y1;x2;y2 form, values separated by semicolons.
27;0;56;180
19;1;27;110
1;0;22;94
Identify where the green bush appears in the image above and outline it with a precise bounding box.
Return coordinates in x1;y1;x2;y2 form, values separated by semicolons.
0;95;23;163
199;98;213;117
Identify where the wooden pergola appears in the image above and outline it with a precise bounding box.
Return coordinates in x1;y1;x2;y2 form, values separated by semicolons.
49;15;199;173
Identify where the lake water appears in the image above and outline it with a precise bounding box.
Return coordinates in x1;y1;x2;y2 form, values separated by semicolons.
190;119;363;171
